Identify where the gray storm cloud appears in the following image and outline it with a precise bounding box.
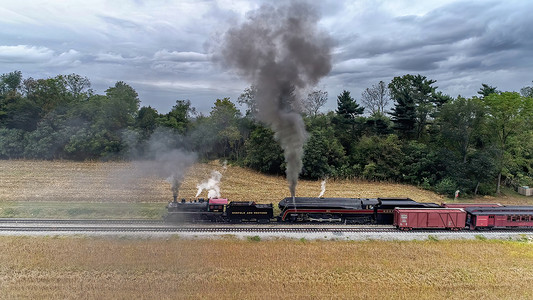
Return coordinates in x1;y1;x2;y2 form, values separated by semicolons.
216;1;332;197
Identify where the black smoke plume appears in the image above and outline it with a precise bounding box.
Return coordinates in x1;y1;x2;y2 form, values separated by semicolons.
216;1;332;197
130;128;197;199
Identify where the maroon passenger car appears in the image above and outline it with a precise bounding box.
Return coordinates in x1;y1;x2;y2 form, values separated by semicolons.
465;206;533;230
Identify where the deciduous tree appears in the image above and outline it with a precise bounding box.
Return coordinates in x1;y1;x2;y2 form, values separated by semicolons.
361;80;389;115
482;92;533;193
210;98;242;159
437;96;485;163
520;81;533;98
303;90;328;117
237;85;258;117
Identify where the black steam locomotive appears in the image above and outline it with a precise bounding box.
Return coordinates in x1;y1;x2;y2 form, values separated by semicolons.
165;198;273;223
278;197;440;224
164;196;439;225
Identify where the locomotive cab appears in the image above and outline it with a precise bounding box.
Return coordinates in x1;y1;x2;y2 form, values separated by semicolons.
208;198;228;212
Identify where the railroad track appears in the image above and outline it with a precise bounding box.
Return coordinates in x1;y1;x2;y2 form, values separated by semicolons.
1;219;533;235
0;226;398;233
0;218;165;225
0;219;396;233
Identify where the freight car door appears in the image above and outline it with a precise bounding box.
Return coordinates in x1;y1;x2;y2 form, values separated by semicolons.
420;212;429;228
427;212;442;228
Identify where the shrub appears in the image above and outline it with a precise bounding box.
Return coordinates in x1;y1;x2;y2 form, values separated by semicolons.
435;178;457;197
420;177;431;190
475;235;487;241
427;235;439;242
247;235;261;242
476;182;496;195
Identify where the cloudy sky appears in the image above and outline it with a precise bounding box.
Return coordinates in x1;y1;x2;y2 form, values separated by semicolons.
1;0;532;114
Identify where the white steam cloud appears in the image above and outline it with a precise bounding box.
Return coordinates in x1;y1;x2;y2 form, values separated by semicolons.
195;170;223;199
318;179;326;198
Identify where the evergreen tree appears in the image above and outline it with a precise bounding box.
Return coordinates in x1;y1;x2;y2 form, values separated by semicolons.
389;74;443;140
477;83;499;98
335;90;364;117
333;90;364;152
389;76;416;139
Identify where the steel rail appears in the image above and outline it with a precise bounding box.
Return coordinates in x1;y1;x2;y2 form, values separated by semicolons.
1;224;533;234
1;219;533;234
0;225;396;233
0;218;165;225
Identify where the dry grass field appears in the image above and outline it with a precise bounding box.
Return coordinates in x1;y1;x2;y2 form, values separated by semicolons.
0;159;446;203
0;236;532;299
0;159;493;203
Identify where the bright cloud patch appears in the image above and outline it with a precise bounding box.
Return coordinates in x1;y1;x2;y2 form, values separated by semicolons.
0;45;54;63
0;45;82;67
154;50;208;62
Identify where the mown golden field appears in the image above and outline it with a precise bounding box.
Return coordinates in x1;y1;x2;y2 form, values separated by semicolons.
0;159;446;203
2;159;529;204
1;160;532;299
0;236;532;299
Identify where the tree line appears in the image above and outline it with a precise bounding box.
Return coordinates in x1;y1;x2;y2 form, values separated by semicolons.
1;71;532;197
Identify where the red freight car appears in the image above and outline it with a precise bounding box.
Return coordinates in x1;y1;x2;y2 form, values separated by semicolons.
393;208;466;231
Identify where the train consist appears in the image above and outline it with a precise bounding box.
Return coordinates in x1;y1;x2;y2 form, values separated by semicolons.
164;197;533;230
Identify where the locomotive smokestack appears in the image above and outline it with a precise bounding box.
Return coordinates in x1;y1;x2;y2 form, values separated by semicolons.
173;194;177;202
215;1;332;198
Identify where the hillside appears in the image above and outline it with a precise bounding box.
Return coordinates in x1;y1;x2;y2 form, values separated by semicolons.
0;160;442;203
0;160;529;205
